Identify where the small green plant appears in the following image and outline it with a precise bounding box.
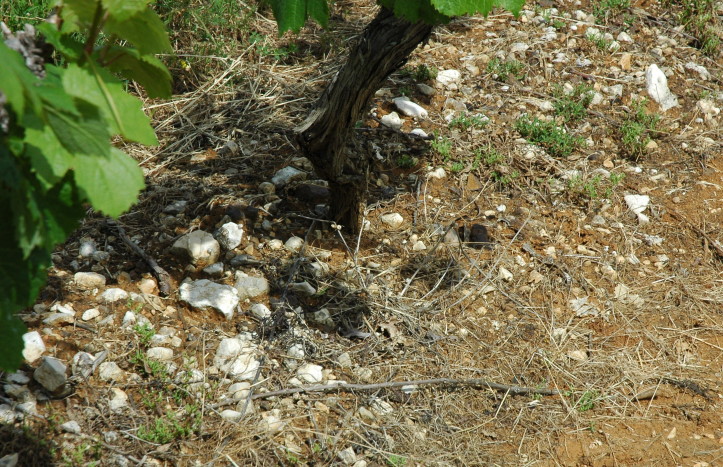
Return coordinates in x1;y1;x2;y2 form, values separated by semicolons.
249;32;298;59
396;155;418;169
576;390;599;412
620;98;659;158
133;323;156;347
430;135;453;159
586;31;613;51
492;170;520;186
0;0;52;31
387;454;407;467
137;408;200;444
515;115;583;158
398;85;413;96
411;64;438;81
480;147;505;166
553;84;593;122
592;0;631;22
448;112;489;130
567;172;625;200
662;0;721;57
486;58;525;82
449;161;465;172
538;8;565;29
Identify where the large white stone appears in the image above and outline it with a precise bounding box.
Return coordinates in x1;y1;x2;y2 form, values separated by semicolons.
74;272;106;290
234;272;269;301
101;288;129;303
216;223;244;250
180;280;239;320
380;213;404;229
297;363;323;384
380;112;402;130
436;69;461;88
646;64;678;112
33;357;67;393
22;331;45;363
393;97;428;118
171;230;220;267
214;337;260;380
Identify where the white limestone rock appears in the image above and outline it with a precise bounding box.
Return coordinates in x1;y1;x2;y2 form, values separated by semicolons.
179;279;239;320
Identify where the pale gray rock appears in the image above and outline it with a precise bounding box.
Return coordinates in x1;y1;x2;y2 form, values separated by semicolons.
297;363;323;384
179;279;239;320
81;308;100;321
312;308;335;328
220;409;244;422
6;372;30;385
393;97;428;118
171;230;220;267
250;303;272;319
289;281;316;295
436;69;461;88
616;31;633;43
416;83;436;96
216;222;244;250
646;64;678;111
258;412;285;434
71;352;95;379
380;112;402;130
410;128;428;138
33;357;67;393
338;447;357;465
21;331;45;364
380;213;404;229
147;347;174;361
79;239;96;258
61;420;81;434
74;272;106;290
271;166;306;188
214;336;260;380
336;352;352;368
99;362;125;382
163;200;187;214
0;405;17;423
100;288;129;303
202;262;224;277
258;181;275;194
234;272;269;301
684;62;711;80
284;236;304;252
108;388;129;412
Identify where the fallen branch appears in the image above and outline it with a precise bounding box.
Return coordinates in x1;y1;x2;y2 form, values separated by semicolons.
668;209;723;261
107;219;173;296
210;378;558;409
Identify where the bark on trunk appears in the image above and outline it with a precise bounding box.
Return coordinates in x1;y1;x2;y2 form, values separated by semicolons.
296;7;433;232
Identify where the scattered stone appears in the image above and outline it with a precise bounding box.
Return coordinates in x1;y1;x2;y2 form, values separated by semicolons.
74;272;106;290
312;308;335;329
271;166;307;188
33;357;68;394
214;335;260;380
163;200;187;215
697;99;720;120
436;69;461;88
498;267;513;281
99;362;125;382
427;167;446;179
250;303;272;319
202;262;224;276
410;128;428;138
6;372;30;385
685;62;711;80
71;351;95;379
171;230;221;268
393;96;428;118
370;398;394;415
108;388;129;412
619;53;632;70
624;194;651;223
380;213;404;229
229;254;262;267
380;112;403;130
179;279;240;320
336;352;352;368
100;288;129;303
60;420;81;434
412;241;426;251
616;31;633;43
416;83;435;96
289;281;316;295
22;331;45;363
81;308;100;321
220;409;244;422
646;64;678;111
147;347;174;361
234;272;269;301
297;363;323;384
567;350;588;361
267;239;283;250
0;405;17;424
444;228;461;245
338;447;357;465
79;239;96;258
284;236;304;252
216;222;244;250
258;412;285;434
138;278;158;295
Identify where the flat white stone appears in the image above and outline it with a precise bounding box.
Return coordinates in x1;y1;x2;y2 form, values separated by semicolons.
171;230;220;267
380;112;402;130
179;279;239;320
684;62;711;80
82;308;100;321
234;272;269;301
74;272;106;290
101;288;129;303
250;303;272;319
284;236;304;252
646;64;678;111
393;97;428;118
272;166;306;187
108;388;129;412
146;347;174;361
436;69;461;87
380;213;404;229
22;331;45;363
99;362;125;381
216;222;244;250
297;363;323;384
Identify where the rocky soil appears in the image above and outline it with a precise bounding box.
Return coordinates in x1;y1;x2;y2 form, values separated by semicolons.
2;0;722;465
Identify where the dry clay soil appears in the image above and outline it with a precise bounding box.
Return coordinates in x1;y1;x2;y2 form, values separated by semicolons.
3;0;723;465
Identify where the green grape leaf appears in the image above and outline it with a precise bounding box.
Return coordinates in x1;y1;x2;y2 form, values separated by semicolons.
106;47;172;98
61;0;101;32
0;312;26;372
36;22;84;61
306;0;330;28
24;116;75;189
0;42;42;120
101;0;150;21
377;0;450;24
61;63;157;145
493;0;525;16
430;0;494;17
269;0;307;34
45;104;110;156
73;147;145;217
104;7;172;55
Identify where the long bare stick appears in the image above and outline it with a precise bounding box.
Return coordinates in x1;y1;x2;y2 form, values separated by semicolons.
210;378;558;409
